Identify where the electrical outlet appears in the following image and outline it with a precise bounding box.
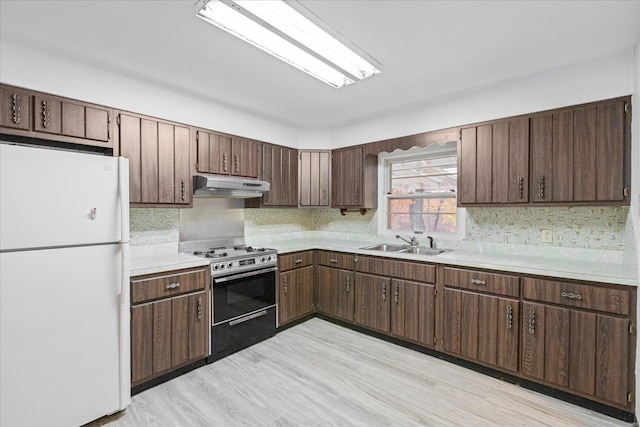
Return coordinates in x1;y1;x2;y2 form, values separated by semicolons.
541;229;553;243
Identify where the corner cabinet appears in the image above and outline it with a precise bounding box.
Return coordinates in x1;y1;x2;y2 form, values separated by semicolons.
299;150;331;207
0;83;114;150
130;266;209;389
117;112;191;207
277;251;315;326
331;146;377;209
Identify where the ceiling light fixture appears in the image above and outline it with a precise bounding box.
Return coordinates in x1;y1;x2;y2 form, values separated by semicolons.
196;0;382;88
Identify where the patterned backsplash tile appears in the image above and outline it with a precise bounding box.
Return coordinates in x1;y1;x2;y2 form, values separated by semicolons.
465;206;629;250
130;208;180;245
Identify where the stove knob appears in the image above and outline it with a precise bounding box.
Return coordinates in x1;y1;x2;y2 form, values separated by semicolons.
212;264;219;270
267;255;272;262
260;257;265;262
228;262;233;268
220;264;225;269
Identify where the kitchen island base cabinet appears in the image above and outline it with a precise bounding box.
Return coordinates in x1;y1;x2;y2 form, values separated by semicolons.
130;267;209;388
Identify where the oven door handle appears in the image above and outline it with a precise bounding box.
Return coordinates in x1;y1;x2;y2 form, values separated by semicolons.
214;266;278;284
228;310;268;326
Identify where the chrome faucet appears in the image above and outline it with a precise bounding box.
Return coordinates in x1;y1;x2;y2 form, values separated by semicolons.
396;234;418;247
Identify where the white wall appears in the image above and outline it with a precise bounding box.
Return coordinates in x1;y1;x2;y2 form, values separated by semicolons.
0;35;298;147
331;50;634;148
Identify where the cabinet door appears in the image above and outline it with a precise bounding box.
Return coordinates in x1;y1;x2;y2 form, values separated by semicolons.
0;86;30;130
390;279;425;342
231;137;260;178
197;131;232;175
354;273;390;333
299;150;331;207
459;119;529;205
131;303;154;384
417;282;436;348
174;126;190;204
172;292;208;366
279;266;314;325
120;114;143;203
332;146;363;207
262;144;298;207
33;96;62;135
317;266;354;322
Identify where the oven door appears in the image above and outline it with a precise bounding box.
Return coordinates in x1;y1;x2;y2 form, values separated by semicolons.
212;266;276;325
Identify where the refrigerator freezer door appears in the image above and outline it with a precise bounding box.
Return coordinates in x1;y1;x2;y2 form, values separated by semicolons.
0;143;124;250
0;244;126;426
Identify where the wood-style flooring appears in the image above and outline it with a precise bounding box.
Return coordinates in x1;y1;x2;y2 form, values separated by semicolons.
90;318;632;426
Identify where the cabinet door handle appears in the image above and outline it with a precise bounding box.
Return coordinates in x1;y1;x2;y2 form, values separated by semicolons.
382;282;386;301
181;180;186;201
506;304;513;329
166;282;180;289
346;274;350;293
222;153;228;173
11;93;21;125
197;296;203;320
322;189;327;205
471;278;486;285
518;176;524;200
354;255;358;263
527;309;536;334
354;187;360;203
41;99;50;128
283;275;288;294
537;176;545;199
394;283;399;304
561;291;582;300
234;154;239;174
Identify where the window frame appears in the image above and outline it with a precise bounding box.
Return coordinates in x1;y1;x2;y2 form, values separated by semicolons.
377;143;466;241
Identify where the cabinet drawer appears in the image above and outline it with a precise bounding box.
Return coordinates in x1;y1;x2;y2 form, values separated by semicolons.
356;256;435;284
132;268;207;304
278;251;314;271
443;267;519;297
523;277;629;315
317;251;354;270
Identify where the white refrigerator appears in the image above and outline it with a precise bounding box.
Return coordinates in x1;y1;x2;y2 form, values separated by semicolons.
0;143;131;426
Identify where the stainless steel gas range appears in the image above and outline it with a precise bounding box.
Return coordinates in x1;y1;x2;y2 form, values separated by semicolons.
180;241;278;362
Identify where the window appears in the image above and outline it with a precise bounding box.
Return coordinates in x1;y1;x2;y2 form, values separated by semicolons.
380;142;462;236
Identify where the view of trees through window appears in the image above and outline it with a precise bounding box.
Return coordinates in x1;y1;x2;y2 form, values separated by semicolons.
386;151;457;233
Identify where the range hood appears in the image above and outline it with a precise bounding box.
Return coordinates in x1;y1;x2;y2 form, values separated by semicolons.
193;174;270;198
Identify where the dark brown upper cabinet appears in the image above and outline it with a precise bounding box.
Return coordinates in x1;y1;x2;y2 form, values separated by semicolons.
195;130;260;179
459;117;529;205
260;143;298;207
0;83;114;150
331;146;377;209
231;137;260;178
299;150;331;208
118;112;191;207
530;97;629;204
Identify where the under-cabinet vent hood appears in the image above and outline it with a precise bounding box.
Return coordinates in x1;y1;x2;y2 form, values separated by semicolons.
193;174;270;198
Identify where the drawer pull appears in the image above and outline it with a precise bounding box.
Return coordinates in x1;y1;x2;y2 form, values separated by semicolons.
329;258;338;263
561;291;582;300
165;282;180;289
471;278;486;285
294;258;303;264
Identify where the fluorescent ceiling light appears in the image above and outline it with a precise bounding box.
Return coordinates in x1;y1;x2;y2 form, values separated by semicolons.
196;0;381;88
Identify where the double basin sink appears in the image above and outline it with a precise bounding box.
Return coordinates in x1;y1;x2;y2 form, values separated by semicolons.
360;243;448;256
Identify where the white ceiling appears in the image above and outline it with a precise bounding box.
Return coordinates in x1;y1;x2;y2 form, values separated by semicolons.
1;0;639;129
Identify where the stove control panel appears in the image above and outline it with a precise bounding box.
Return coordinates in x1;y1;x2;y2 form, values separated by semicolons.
210;254;276;272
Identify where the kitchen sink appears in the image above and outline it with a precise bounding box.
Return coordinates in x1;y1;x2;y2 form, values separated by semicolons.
360;243;448;256
399;246;447;256
360;243;407;252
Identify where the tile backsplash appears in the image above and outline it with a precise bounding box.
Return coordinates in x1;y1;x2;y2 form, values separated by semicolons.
130;208;180;246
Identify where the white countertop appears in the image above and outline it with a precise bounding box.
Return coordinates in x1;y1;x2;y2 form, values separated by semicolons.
271;238;638;287
129;239;637;286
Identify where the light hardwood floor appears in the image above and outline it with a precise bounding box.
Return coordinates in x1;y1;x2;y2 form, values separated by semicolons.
91;318;632;426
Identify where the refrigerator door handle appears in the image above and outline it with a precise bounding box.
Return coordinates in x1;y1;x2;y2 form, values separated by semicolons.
118;157;130;244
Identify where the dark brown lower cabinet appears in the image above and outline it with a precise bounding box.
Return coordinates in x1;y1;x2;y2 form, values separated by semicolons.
521;302;630;407
443;288;519;372
317;266;354;322
130;267;209;388
391;279;435;346
278;265;314;325
354;273;391;333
